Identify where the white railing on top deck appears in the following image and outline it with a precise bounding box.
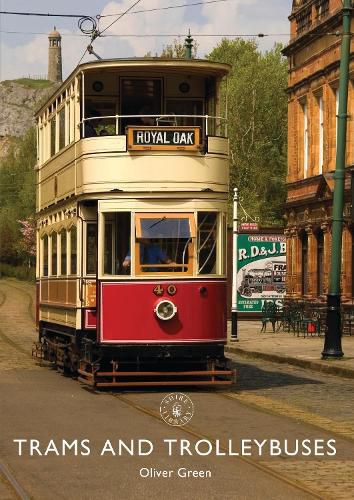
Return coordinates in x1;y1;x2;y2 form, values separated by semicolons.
80;114;228;138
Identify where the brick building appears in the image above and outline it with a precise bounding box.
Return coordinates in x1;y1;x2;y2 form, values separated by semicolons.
283;0;354;302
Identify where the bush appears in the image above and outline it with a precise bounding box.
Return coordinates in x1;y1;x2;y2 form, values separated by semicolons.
0;263;35;282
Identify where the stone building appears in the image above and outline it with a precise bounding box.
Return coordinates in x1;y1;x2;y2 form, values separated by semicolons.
283;0;354;302
48;28;62;83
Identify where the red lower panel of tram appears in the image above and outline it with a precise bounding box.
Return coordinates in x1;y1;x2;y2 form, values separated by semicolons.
99;280;227;343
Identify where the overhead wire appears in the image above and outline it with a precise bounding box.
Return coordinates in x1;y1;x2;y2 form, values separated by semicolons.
0;0;230;20
98;0;230;17
0;30;350;39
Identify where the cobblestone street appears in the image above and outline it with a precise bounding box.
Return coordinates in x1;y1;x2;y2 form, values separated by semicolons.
228;355;354;440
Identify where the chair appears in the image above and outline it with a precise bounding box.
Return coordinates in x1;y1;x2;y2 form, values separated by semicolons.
260;301;277;333
156;114;177;126
296;303;322;337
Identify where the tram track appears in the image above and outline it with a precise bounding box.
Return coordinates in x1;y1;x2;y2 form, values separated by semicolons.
0;280;36;323
0;281;35;358
0;460;30;500
110;392;326;500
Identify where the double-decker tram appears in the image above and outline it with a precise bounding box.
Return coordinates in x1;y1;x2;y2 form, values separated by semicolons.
33;57;234;387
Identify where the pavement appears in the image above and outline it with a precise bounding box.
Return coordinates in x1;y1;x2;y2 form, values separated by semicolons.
226;319;354;379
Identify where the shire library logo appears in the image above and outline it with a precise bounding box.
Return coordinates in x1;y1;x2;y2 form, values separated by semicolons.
160;393;194;427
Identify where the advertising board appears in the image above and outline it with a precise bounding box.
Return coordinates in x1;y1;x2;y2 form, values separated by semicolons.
237;233;286;313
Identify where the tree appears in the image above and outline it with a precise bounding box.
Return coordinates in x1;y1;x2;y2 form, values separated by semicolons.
145;38;198;59
208;39;288;226
0;128;37;264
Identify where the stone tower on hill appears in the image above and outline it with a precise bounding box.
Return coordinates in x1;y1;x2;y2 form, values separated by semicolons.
48;27;62;82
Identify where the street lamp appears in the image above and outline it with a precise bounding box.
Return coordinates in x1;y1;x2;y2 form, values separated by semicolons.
231;188;238;341
322;0;352;358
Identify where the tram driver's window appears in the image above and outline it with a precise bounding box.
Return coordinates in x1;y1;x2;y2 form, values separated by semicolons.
135;214;195;274
197;212;217;274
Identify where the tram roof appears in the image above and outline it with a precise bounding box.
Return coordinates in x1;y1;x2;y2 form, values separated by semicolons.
35;58;231;116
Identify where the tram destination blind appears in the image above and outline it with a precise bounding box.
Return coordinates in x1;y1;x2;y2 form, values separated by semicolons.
127;126;200;151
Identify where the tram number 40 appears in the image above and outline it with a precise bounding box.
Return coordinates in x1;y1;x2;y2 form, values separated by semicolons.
153;284;177;296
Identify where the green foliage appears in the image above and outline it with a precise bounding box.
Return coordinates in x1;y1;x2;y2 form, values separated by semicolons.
12;78;52;89
145;38;198;59
208;39;288;226
0;263;35;282
0;128;37;265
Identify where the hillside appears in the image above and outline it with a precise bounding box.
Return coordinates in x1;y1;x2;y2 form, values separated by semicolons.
0;79;58;158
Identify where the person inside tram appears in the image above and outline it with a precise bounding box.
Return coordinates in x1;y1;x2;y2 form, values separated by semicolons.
139;105;156;126
84;108;100;137
122;238;173;272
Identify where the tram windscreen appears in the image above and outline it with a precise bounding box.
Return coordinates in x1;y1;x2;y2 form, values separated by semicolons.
136;215;194;274
140;218;190;239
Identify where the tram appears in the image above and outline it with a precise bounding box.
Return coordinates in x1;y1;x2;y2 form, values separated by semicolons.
33;57;233;386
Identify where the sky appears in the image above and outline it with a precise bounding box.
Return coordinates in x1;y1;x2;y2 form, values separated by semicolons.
0;0;293;81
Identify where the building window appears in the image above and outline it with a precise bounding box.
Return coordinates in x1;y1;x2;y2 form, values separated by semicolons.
296;8;311;34
301;231;308;295
316;230;324;296
315;0;329;21
318;95;324;173
302;102;308;178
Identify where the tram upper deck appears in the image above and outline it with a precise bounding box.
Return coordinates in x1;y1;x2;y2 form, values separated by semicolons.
35;58;230;211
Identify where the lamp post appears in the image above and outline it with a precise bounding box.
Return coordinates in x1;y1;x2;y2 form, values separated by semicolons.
231;188;239;341
322;0;352;358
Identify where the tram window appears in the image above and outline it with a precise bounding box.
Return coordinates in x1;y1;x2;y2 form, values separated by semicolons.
60;229;67;276
103;213;131;275
165;100;203;129
51;233;58;276
59;107;65;150
86;223;97;275
135;214;195;274
42;235;48;277
197;212;217;274
70;226;77;275
120;78;161;130
50;116;56;157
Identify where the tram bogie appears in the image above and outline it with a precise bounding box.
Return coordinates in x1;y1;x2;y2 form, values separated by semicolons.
34;58;234;386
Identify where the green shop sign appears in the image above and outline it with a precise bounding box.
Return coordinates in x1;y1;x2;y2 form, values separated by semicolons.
237;234;286;313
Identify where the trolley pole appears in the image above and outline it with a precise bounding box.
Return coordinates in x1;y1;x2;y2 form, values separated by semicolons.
322;0;352;359
231;187;239;341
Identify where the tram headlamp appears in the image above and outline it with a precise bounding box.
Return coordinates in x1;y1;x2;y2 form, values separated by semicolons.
154;300;177;321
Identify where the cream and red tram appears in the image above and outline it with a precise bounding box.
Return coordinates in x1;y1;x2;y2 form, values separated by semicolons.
34;58;233;386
